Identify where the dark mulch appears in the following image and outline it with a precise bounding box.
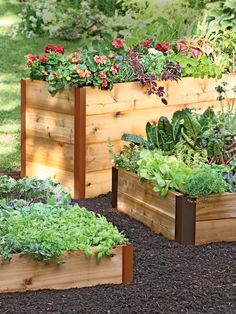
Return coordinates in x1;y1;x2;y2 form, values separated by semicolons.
0;171;21;180
0;193;235;314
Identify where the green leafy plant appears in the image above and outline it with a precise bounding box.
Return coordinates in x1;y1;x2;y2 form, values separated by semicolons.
0;176;70;207
0;202;128;262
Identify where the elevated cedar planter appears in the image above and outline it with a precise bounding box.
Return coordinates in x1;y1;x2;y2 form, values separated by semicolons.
21;74;236;198
112;168;236;245
0;244;133;293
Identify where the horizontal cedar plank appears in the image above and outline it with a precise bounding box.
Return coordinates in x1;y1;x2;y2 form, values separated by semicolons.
196;193;236;221
86;140;122;172
25;161;74;196
195;218;236;244
0;247;123;292
118;191;175;240
26;108;74;144
86;100;136;116
25;79;75;114
118;169;177;216
85;169;111;198
86;102;224;144
26;136;74;172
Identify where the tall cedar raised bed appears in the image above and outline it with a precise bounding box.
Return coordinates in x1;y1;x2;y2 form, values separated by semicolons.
21;74;236;198
112;168;236;245
0;244;133;293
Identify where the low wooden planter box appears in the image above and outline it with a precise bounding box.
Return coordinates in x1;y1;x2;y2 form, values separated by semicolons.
0;244;133;293
112;168;236;245
21;74;236;198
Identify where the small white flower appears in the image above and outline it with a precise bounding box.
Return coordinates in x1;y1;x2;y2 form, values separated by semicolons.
148;48;158;55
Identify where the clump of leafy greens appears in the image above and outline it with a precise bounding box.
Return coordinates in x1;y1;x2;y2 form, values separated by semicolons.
0;176;70;207
0;202;128;262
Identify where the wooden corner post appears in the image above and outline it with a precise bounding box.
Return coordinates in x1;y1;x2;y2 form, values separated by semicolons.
21;79;26;178
112;167;118;208
122;245;134;284
74;88;86;199
175;195;196;244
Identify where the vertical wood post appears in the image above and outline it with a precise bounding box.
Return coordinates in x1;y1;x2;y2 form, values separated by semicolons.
74;88;86;199
112;167;118;208
122;245;133;284
175;195;196;244
21;79;26;178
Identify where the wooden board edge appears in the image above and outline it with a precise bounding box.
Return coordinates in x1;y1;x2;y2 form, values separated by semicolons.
175;195;196;244
21;79;26;177
122;244;134;284
112;167;118;208
74;88;86;199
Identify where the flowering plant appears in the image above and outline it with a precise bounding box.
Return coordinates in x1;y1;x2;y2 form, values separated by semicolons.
25;37;227;96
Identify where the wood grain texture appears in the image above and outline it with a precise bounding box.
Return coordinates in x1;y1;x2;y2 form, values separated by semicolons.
25;79;75;114
26;136;74;172
0;247;125;292
85;169;111;198
117;170;176;240
25;107;74;144
196;193;236;221
195;219;236;245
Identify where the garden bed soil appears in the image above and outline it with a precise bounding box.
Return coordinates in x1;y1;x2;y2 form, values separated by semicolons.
113;168;236;245
0;194;235;314
21;74;236;199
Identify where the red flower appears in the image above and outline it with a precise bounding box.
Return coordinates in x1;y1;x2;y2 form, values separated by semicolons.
44;45;64;54
112;38;123;49
39;56;48;63
108;53;116;59
52;72;57;78
155;43;169;53
99;71;107;79
115;64;121;70
42;70;48;76
102;79;108;87
140;38;153;47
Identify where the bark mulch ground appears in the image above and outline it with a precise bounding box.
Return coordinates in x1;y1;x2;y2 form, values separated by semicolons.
0;193;235;314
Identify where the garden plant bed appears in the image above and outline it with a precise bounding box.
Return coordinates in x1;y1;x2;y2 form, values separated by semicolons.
0;193;235;314
0;245;133;293
112;168;236;245
21;74;236;199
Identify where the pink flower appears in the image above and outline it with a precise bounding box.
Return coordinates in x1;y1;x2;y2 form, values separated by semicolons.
155;43;169;53
112;38;123;49
99;71;107;79
110;66;117;75
108;53;116;59
72;57;81;63
52;72;57;78
42;70;48;76
72;52;78;57
94;55;107;65
191;47;201;58
102;79;108;87
85;70;91;78
115;64;121;70
140;38;153;47
176;39;188;52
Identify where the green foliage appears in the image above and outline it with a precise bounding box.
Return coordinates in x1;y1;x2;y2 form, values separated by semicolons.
137;149;195;197
0;176;70;206
184;166;228;197
0;202;128;262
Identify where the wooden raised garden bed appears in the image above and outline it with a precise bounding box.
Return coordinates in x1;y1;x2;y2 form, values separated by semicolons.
0;244;133;293
21;74;236;198
112;168;236;245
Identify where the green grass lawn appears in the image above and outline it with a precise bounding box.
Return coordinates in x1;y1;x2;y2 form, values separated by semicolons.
0;0;81;171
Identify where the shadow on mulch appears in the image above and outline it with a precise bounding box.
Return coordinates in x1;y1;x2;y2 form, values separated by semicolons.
0;193;235;314
0;171;20;179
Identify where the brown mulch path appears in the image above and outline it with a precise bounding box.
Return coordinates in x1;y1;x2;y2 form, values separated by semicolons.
0;193;235;314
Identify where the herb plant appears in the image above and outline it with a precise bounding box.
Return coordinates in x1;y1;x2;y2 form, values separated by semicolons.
0;203;128;262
